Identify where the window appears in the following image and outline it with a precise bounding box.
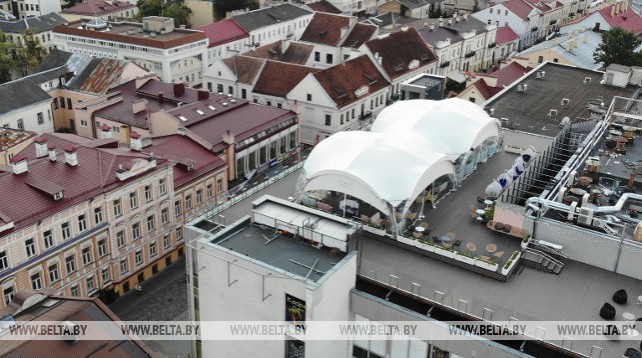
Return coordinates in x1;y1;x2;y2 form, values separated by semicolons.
228;86;233;95
43;230;53;249
325;114;331;126
326;53;333;64
149;242;157;257
163;234;171;249
86;276;95;292
17;118;23;130
176;228;183;242
82;247;92;265
186;195;192;210
114;199;122;217
207;184;213;198
306;94;312;101
159;178;166;195
241;89;247;99
161;208;169;224
117;230;125;248
66;255;77;274
0;251;7;271
217;84;224;93
61;222;71;240
101;268;110;284
67;98;72;109
70;285;79;297
132;222;141;240
80;120;88;127
129;192;138;209
31;273;42;290
469;97;476;103
25;238;36;258
147;215;155;231
505;10;508;15
314;51;320;61
175;200;181;216
120;259;128;274
98;239;107;257
145;185;152;202
266;101;271;106
48;264;59;282
4;286;14;305
196;189;203;204
78;214;87;232
135;251;143;266
37;112;44;125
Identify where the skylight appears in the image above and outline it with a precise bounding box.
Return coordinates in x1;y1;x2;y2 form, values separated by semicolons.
179;115;188;121
208;105;216;111
196;109;204;115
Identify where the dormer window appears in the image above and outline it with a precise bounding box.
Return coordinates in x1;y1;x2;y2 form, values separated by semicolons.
53;191;63;200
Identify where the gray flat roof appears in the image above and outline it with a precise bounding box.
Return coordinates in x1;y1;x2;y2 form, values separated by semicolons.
359;236;642;358
210;222;346;282
485;62;639;137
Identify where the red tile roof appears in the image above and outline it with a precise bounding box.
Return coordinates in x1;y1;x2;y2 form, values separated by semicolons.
243;41;314;65
341;22;377;48
470;79;497;100
1;133;168;233
489;61;532;87
223;56;266;84
495;26;519;45
306;0;342;14
502;0;534;21
599;4;642;34
313;55;390;108
253;61;320;97
364;28;437;80
196;19;249;47
300;12;351;46
143;134;226;188
62;0;135;15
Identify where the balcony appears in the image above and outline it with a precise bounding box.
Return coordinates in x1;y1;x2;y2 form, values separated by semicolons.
440;60;451;68
531;26;538;32
359;111;373;121
464;51;476;59
549;19;557;25
488;42;496;49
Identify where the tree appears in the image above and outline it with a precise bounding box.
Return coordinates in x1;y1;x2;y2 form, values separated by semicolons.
137;0;193;27
14;29;48;77
0;32;17;83
593;27;642;68
214;0;258;20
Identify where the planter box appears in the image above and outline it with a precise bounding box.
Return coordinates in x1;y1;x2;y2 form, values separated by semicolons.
521;240;530;250
455;253;477;265
475;260;499;271
364;226;386;236
501;252;521;275
434;247;455;259
397;236;416;246
415;241;434;252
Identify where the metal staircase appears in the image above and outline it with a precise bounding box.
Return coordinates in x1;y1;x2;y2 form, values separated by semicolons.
522;248;565;274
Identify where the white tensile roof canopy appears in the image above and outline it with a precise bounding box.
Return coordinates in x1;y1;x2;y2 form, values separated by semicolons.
301;98;501;216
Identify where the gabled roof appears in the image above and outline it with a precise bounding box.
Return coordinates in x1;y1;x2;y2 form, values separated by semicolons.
0;9;15;21
363;12;418;28
365;28;436;79
341;22;377;48
62;0;136;15
0;70;61;115
399;0;432;9
414;16;492;44
0;133;168;233
313;55;390;108
232;3;312;32
253;61;319;98
469;79;501;100
306;0;342;14
142;134;226;188
599;3;642;34
0;12;67;34
495;26;519;45
243;41;314;65
488;61;533;87
502;0;536;21
517;30;603;70
196;19;248;48
222;55;266;84
300;12;351;46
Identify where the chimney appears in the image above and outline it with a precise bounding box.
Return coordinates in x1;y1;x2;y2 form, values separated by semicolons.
463;13;468;20
448;19;453;25
429;23;435;30
173;83;185;97
158;92;164;104
281;36;292;52
64;145;78;166
629;174;636;189
438;17;444;27
132;99;148;114
34;137;48;158
340;26;349;39
222;130;235;145
130;131;143;151
611;4;615;17
48;144;57;161
197;90;209;100
100;124;112;139
9;154;28;174
623;0;628;12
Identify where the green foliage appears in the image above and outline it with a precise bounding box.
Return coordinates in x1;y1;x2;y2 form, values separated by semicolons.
137;0;193;27
429;4;443;18
484;204;495;221
472;0;479;12
593;27;642;68
214;0;259;20
0;30;47;83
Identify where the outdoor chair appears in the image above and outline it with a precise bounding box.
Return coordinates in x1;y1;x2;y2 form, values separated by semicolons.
624;348;642;358
495;222;504;231
452;240;462;248
503;224;512;233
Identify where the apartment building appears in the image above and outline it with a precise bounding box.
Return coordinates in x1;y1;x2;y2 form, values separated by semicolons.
0;12;66;52
11;0;61;19
60;0;138;22
231;3;313;48
196;19;250;63
53;16;208;86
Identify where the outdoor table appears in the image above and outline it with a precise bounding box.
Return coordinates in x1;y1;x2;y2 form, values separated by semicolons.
475;209;486;216
466;242;477;252
485;243;497;253
623;312;636;321
483;199;494;207
415;226;426;233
